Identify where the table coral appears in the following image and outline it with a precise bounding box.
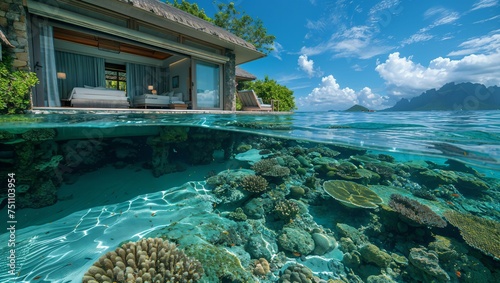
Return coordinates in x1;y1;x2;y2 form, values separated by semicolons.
444;210;500;260
323;180;383;209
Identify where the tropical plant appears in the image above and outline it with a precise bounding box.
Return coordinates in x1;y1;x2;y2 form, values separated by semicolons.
170;0;212;22
0;51;39;114
168;1;275;54
241;76;296;111
213;2;275;54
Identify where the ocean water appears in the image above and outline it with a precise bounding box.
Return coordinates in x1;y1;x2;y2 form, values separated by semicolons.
0;110;499;283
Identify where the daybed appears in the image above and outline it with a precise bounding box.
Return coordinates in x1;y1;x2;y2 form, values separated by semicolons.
133;92;185;108
237;90;275;111
68;87;129;108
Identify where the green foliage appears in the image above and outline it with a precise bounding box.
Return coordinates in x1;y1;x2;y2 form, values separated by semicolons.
169;0;212;22
0;51;39;114
213;2;275;54
168;1;275;54
241;76;296;111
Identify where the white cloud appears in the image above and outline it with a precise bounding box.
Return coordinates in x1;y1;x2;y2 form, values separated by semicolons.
474;15;500;24
271;41;284;60
471;0;498;11
297;75;389;111
423;7;460;26
448;33;500;56
298;54;317;77
301;25;394;59
401;33;433;46
301;0;401;59
375;51;500;96
402;7;459;47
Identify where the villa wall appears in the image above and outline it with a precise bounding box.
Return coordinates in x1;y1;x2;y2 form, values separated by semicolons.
0;0;30;70
223;50;236;111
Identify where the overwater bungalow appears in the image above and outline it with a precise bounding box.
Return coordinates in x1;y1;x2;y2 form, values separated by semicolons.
2;0;265;111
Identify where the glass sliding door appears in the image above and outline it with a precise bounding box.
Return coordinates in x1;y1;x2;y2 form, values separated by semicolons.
194;60;222;109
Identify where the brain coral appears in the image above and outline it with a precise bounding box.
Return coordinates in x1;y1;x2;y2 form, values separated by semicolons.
444;210;500;260
323;180;383;209
388;194;447;228
82;237;203;283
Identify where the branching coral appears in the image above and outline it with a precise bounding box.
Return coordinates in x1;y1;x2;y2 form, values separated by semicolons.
274;199;300;222
82;238;203;283
444;210;500;260
252;158;290;178
241;174;268;193
388;194;447;228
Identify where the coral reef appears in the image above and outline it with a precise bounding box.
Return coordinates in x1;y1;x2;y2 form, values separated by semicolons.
82;238;203;283
21;128;56;141
241;174;269;193
158;126;188;143
388;194;447;228
323;180;383;209
444;210;500;260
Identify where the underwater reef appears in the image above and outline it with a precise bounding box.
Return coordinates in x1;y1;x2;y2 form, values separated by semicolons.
2;126;500;282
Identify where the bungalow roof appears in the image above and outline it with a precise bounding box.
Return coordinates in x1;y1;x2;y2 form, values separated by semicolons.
79;0;265;64
236;66;257;81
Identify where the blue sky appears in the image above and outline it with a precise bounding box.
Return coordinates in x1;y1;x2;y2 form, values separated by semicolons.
198;0;500;111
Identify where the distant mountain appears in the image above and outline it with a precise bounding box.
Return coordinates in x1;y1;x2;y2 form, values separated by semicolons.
384;82;500;111
344;104;372;112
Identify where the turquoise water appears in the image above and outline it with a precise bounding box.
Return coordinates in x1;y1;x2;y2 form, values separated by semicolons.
0;110;499;282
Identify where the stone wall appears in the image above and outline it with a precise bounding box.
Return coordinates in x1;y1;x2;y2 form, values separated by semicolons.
223;50;236;111
0;0;30;70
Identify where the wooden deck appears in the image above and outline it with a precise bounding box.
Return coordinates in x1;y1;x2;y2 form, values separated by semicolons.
29;107;292;115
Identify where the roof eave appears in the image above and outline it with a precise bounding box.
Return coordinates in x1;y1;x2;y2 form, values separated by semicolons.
79;0;263;63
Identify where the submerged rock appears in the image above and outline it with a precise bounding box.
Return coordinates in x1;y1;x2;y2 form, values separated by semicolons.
278;227;315;255
311;232;338;256
359;244;392;268
408;247;450;282
417;169;489;194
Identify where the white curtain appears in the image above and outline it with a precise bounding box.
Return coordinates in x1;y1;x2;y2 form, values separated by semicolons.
39;25;60;107
126;63;166;105
55;51;105;99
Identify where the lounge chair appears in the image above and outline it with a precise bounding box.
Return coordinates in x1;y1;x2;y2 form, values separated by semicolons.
237;90;276;111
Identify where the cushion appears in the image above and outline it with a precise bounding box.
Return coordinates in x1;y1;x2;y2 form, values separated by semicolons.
173;93;183;100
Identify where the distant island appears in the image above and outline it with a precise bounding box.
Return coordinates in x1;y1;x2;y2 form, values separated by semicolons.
344;104;373;112
384;82;500;111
